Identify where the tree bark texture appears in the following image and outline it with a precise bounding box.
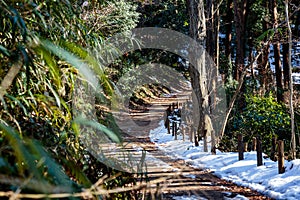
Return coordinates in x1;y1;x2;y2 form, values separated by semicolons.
186;0;207;147
233;0;247;81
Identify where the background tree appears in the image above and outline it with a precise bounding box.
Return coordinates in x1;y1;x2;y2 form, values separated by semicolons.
186;0;207;147
270;0;284;102
284;0;296;159
233;0;247;81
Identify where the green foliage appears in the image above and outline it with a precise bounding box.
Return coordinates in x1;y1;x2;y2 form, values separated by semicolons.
137;0;188;33
219;53;238;106
233;93;291;152
82;0;139;36
248;1;269;40
104;170;138;200
73;116;122;143
0;0;139;197
247;0;286;48
0;122;79;193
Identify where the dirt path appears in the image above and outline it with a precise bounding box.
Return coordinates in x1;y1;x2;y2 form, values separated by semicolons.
114;91;272;200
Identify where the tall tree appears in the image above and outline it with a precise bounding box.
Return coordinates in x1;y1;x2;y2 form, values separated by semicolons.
186;0;207;147
206;0;215;60
282;43;290;89
284;0;296;159
233;0;247;81
224;0;233;82
206;0;221;68
205;0;221;153
246;0;273;95
270;0;284;102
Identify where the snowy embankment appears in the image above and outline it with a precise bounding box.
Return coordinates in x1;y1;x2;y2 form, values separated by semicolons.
149;120;300;200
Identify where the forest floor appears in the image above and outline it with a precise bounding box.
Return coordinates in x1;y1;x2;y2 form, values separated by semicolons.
115;88;272;200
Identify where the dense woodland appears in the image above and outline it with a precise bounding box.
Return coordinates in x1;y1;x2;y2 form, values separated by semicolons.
0;0;300;199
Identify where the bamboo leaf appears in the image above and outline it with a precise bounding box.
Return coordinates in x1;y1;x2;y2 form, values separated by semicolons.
46;79;61;108
41;39;114;102
0;122;46;186
73;116;122;143
60;157;92;188
0;123;80;193
5;94;28;116
0;45;10;57
29;140;78;192
40;40;101;94
33;45;61;88
32;5;47;30
60;40;114;97
10;7;27;41
0;174;73;194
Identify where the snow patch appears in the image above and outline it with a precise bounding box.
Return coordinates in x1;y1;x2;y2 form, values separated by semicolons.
150;120;300;200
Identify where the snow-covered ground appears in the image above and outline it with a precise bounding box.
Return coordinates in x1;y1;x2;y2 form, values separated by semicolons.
149;121;300;200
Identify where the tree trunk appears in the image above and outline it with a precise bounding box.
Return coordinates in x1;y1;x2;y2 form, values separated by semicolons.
274;42;284;102
205;0;219;153
186;0;206;42
215;2;220;73
233;0;247;81
212;0;220;154
270;0;284;102
186;0;207;147
258;44;271;95
223;0;234;110
257;0;271;95
284;0;296;159
206;0;215;60
282;43;290;89
224;0;233;65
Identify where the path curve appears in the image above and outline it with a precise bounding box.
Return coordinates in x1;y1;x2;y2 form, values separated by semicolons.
117;89;272;200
